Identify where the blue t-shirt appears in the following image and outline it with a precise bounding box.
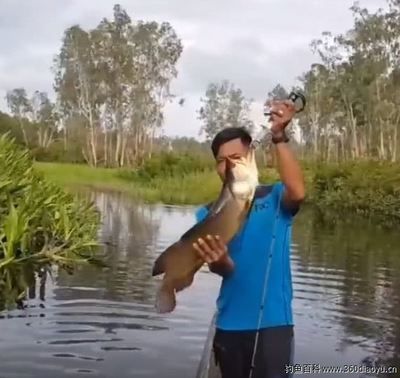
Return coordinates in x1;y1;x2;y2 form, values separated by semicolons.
195;182;297;331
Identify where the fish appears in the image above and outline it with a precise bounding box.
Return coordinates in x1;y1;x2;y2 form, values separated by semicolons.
151;143;259;313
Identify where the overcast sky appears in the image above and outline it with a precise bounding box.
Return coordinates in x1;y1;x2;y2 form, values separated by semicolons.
0;0;387;139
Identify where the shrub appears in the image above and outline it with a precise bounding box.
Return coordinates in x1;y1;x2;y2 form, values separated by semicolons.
0;134;101;309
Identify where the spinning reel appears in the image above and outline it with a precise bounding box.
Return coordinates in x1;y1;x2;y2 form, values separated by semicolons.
263;91;306;116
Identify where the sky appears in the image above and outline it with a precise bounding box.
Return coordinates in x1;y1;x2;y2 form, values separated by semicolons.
0;0;387;140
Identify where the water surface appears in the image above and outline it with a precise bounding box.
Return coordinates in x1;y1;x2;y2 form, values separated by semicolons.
0;190;399;377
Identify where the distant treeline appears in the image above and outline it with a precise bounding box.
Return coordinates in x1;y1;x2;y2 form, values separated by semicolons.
2;1;400;167
0;109;211;163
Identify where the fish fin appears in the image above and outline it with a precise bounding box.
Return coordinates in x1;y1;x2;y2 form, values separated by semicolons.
152;252;167;276
155;278;176;313
176;260;203;293
208;181;233;215
175;272;195;293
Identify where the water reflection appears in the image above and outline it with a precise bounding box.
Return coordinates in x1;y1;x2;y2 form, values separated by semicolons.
0;191;399;378
57;190;162;305
0;191;219;378
292;208;400;375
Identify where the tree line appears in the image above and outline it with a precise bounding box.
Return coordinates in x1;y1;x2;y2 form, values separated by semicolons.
5;4;182;167
297;0;400;162
3;0;400;166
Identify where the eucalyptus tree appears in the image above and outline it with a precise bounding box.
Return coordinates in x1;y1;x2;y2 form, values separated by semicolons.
53;4;182;167
198;80;254;142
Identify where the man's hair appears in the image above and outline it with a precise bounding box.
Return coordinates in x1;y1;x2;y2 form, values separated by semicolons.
211;127;252;158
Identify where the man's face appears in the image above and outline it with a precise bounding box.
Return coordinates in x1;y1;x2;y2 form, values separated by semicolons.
215;138;249;181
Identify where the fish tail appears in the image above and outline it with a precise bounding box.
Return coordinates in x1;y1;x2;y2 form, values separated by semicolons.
155;278;176;313
152;252;166;276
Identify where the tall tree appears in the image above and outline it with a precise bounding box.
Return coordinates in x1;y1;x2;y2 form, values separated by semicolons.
53;4;182;167
5;88;32;146
54;25;100;166
198;80;254;141
297;0;400;162
30;91;57;149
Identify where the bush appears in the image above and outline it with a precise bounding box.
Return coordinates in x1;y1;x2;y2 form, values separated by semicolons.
118;152;215;182
310;161;400;221
30;141;86;164
0;135;101;309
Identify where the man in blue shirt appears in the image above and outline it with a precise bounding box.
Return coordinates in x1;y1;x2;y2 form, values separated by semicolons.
192;99;305;378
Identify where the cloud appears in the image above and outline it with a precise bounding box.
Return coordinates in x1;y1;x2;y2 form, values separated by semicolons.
0;0;388;137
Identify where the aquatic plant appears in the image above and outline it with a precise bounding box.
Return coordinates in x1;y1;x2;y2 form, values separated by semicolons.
0;134;101;310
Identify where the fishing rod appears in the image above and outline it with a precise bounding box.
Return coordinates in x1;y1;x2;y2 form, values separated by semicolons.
247;91;306;378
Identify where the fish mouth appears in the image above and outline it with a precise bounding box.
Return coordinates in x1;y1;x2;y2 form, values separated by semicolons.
225;148;258;189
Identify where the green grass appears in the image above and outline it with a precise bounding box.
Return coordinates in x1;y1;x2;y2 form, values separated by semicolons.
34;161;222;205
34;161;282;205
34;162;131;193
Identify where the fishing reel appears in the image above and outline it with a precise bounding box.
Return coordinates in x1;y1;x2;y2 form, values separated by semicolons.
263;91;306;116
251;91;306;149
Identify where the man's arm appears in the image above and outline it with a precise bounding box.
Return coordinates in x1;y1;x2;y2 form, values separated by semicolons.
267;99;305;211
274;142;305;211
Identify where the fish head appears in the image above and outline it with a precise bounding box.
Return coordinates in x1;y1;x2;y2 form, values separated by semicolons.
225;145;259;200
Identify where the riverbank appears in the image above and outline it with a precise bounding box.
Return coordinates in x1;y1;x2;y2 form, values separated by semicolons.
34;159;400;223
34;162;222;205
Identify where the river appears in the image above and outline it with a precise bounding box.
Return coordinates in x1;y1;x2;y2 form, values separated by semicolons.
0;190;399;378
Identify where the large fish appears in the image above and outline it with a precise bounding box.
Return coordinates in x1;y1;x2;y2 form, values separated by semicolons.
151;143;259;313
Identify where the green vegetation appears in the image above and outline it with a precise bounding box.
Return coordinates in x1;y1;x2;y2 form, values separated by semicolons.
35;152;282;205
0;135;101;310
35;160;222;205
311;161;400;223
36;154;400;224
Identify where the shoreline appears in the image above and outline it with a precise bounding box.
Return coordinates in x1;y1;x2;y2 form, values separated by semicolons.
33;160;400;225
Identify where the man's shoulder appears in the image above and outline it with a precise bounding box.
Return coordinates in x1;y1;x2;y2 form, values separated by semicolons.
254;182;285;200
254;183;274;199
194;204;210;222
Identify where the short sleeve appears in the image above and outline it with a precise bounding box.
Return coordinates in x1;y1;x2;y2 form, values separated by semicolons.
195;206;209;223
272;181;299;219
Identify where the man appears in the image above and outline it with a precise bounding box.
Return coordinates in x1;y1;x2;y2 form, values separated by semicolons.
192;99;305;378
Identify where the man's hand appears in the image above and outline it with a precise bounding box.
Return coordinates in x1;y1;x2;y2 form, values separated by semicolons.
193;234;234;275
193;234;228;263
264;99;305;209
265;99;296;133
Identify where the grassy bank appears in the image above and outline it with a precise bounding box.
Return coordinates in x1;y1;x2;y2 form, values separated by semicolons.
34;161;227;205
33;161;305;206
34;153;285;205
34;155;400;223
